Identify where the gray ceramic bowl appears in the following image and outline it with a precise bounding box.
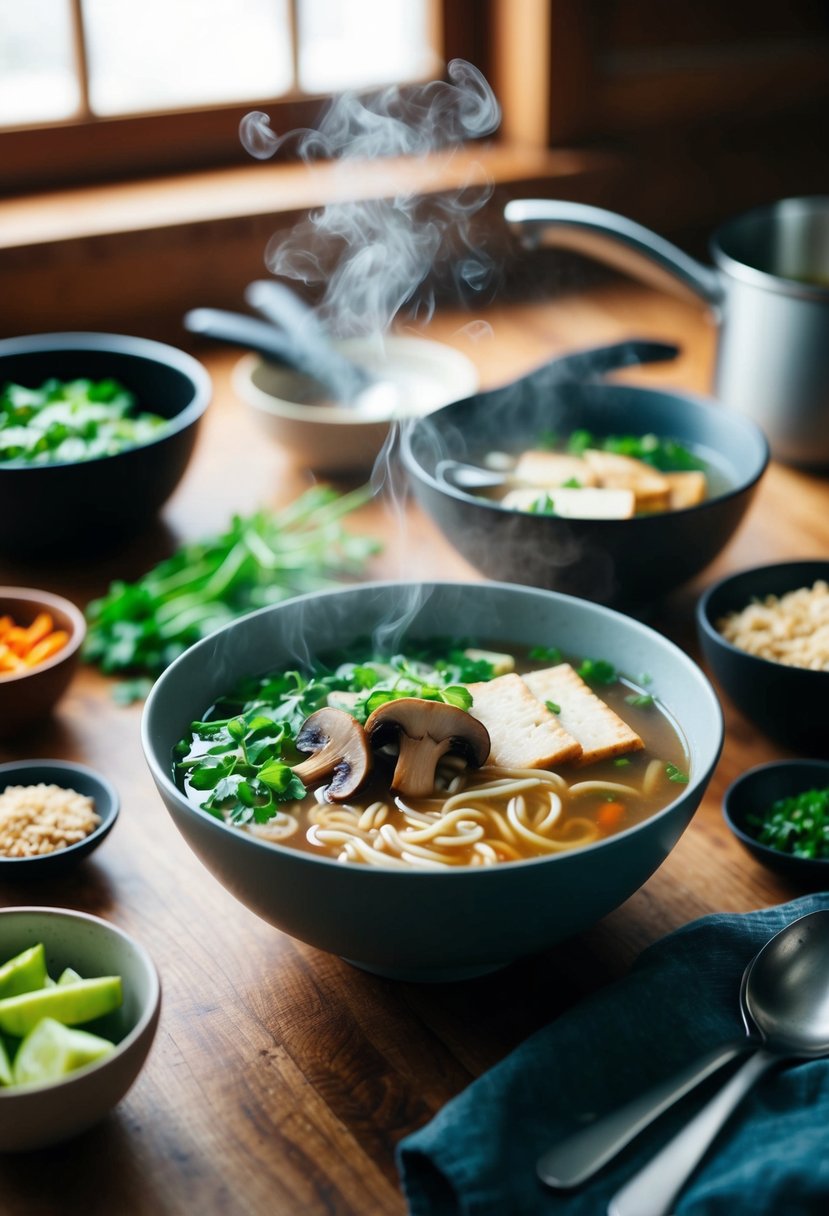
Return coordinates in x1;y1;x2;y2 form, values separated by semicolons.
401;340;769;605
0;907;161;1151
0;760;119;878
142;581;723;982
697;560;829;753
0;332;211;558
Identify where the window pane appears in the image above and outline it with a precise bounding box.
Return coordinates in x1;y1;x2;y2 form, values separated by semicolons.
0;0;80;125
82;0;293;116
298;0;437;93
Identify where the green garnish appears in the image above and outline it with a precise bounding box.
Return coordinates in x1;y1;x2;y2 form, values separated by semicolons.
625;693;655;708
746;786;829;860
577;658;617;685
561;477;582;489
84;486;379;680
0;377;167;465
613;758;631;767
561;429;704;472
529;646;563;663
665;763;689;784
545;700;561;715
527;493;556;515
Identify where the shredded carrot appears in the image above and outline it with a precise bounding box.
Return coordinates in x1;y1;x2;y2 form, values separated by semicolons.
0;611;69;676
597;801;626;831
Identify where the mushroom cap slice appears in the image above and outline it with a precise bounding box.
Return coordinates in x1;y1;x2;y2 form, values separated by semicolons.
293;707;372;802
364;698;491;799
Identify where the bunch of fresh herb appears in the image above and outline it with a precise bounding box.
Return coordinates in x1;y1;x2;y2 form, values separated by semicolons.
84;485;379;679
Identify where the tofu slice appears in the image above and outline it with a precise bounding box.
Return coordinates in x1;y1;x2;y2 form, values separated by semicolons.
463;647;515;676
513;451;598;488
664;470;707;510
501;486;636;520
466;673;582;768
523;664;644;766
582;450;670;511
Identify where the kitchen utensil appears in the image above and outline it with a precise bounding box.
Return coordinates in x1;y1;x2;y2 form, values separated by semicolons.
505;197;829;467
608;908;829;1216
184;305;396;415
536;1039;754;1189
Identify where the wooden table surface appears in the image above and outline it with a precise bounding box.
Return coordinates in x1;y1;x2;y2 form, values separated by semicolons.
0;282;821;1215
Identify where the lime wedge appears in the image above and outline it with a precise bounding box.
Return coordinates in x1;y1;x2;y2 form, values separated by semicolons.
57;967;82;986
12;1017;115;1086
0;976;122;1037
0;1035;12;1085
0;944;47;999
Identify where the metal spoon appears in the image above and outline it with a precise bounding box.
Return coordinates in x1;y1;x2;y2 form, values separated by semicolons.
607;908;829;1216
183;304;397;416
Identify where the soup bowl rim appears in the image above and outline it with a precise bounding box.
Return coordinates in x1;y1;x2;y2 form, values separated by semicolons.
142;578;724;877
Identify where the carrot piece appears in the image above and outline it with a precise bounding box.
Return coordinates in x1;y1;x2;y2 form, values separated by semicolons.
0;644;24;673
3;626;30;656
23;631;69;667
0;616;13;639
597;801;626;831
23;612;54;649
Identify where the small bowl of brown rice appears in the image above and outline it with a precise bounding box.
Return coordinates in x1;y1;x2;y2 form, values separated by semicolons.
697;560;829;753
0;760;119;878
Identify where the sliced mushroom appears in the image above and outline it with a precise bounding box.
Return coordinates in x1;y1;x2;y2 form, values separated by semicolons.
293;707;372;802
364;698;491;799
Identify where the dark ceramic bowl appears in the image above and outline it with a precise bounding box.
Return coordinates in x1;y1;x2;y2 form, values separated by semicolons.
0;907;160;1151
400;340;769;605
142;579;723;983
723;760;829;880
0;588;86;739
697;560;829;753
0;760;119;877
0;332;211;558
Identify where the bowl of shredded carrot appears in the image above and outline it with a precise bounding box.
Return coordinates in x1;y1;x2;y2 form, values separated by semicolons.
0;588;86;739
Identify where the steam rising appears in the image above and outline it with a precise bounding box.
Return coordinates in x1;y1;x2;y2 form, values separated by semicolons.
240;60;501;337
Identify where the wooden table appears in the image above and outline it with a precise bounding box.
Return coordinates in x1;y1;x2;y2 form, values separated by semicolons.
0;283;820;1215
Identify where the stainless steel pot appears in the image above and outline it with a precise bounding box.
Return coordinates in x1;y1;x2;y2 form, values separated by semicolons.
505;196;829;467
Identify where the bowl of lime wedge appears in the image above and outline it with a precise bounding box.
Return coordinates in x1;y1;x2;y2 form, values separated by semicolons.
0;907;161;1151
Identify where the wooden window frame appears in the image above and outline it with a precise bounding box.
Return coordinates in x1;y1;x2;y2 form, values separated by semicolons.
0;0;476;195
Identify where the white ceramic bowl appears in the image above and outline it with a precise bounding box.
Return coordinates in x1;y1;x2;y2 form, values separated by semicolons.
0;907;161;1151
233;334;478;474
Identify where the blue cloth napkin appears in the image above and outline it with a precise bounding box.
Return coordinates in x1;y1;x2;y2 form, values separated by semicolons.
397;893;829;1216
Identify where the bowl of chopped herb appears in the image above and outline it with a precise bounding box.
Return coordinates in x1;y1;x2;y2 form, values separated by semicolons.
0;332;211;558
401;339;769;606
723;760;829;880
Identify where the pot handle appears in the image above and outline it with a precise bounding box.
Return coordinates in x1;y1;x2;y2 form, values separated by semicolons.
505;199;724;310
542;338;679;384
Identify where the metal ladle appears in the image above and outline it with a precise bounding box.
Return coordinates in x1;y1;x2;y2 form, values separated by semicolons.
607;908;829;1216
537;909;829;1193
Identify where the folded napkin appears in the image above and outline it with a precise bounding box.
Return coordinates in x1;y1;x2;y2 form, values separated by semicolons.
397;893;829;1216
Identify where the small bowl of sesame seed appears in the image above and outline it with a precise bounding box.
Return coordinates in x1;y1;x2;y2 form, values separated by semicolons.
0;760;119;879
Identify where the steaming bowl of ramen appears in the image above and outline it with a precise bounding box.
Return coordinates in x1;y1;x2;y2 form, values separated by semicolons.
400;340;769;605
233;334;478;474
141;580;723;981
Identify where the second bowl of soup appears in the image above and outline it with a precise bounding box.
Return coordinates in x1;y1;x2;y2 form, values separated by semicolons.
142;580;723;981
401;340;769;605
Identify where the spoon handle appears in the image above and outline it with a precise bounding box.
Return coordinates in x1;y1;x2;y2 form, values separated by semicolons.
536;1038;751;1189
607;1049;777;1216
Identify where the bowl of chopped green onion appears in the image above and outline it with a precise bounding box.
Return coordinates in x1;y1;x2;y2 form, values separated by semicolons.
723;760;829;880
0;332;211;558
